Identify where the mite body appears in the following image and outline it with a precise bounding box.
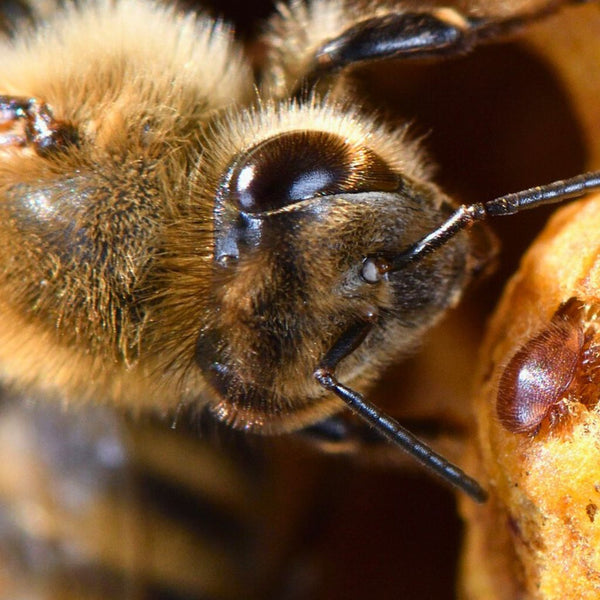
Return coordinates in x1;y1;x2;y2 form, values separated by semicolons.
497;298;586;433
497;297;600;434
0;0;598;500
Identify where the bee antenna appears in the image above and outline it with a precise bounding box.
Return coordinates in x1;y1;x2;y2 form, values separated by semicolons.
314;318;488;502
317;367;489;502
386;171;600;272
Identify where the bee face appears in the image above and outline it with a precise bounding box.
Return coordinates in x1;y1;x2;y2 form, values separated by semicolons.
0;0;593;500
190;126;473;431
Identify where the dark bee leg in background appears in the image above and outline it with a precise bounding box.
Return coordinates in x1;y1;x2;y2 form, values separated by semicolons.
313;317;488;503
299;412;465;468
301;3;571;91
0;95;77;154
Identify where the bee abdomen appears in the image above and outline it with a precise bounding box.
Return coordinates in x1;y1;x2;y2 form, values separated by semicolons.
0;399;287;600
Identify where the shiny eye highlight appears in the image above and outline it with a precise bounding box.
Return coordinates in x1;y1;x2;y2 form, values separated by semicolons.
225;130;399;213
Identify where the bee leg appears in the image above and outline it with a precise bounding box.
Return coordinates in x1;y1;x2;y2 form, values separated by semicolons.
313;317;487;502
300;412;465;462
268;1;579;96
304;9;485;87
299;415;353;445
0;95;77;154
298;412;389;454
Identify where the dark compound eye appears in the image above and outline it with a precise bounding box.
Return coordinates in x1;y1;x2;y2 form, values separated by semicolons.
226;130;399;213
496;298;586;434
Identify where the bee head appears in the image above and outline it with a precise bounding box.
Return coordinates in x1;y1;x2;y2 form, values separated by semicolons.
187;128;481;431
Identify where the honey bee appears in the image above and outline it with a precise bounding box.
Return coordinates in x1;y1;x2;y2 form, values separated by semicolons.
0;0;597;513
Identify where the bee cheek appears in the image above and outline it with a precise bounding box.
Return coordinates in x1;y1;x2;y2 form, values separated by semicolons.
194;328;255;426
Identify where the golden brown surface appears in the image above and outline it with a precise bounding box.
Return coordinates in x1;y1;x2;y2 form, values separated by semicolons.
462;195;600;599
459;2;600;598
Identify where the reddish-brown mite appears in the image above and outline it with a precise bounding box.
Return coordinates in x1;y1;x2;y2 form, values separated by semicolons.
496;297;586;434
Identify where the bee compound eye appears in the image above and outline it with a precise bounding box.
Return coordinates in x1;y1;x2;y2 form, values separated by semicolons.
225;131;399;213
